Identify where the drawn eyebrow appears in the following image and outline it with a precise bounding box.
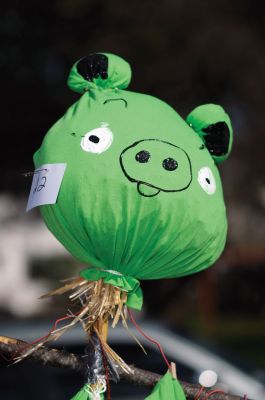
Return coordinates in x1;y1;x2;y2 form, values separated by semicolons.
103;98;128;108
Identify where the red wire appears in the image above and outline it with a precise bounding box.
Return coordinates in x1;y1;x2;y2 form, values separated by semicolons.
127;309;171;369
98;337;111;400
3;313;75;363
6;309;84;362
194;386;204;400
28;306;85;347
204;389;227;399
128;311;249;400
29;313;75;346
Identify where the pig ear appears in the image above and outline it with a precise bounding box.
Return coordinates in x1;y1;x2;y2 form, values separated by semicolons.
67;53;132;94
186;104;233;163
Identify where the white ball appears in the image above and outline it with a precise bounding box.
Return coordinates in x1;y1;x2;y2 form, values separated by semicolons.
199;370;218;387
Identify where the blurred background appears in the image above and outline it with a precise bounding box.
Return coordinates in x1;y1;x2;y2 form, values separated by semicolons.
1;0;265;399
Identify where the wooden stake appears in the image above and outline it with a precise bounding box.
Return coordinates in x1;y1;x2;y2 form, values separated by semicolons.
170;361;177;379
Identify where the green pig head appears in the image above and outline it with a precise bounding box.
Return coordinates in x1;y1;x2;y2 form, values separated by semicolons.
34;53;233;293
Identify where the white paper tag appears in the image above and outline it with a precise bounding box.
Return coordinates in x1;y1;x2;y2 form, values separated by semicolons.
26;163;67;212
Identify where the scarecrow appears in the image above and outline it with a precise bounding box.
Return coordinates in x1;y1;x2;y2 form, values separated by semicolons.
26;53;233;399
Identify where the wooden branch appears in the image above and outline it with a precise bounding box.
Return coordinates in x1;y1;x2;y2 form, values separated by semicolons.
0;335;252;400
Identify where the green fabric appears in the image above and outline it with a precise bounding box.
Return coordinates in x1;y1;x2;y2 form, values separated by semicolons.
67;53;131;93
34;53;232;292
145;372;186;400
70;384;104;400
70;385;89;400
80;267;143;310
186;104;233;163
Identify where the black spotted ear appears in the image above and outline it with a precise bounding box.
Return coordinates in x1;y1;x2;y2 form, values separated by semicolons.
186;104;233;163
67;53;132;94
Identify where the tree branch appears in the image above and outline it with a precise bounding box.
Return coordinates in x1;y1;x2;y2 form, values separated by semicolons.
0;335;252;400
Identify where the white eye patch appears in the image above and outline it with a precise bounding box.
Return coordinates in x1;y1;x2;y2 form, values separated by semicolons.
198;167;216;195
81;123;113;154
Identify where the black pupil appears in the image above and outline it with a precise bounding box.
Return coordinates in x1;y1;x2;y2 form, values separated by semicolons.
162;158;178;171
206;178;211;184
135;150;150;163
89;135;100;143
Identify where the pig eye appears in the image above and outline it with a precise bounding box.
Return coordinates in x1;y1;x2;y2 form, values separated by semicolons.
198;167;216;195
81;123;113;154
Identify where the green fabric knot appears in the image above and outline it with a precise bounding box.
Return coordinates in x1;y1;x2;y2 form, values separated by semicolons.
80;267;143;310
145;372;186;400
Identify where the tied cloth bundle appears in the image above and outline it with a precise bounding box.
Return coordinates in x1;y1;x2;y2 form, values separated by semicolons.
23;52;234;398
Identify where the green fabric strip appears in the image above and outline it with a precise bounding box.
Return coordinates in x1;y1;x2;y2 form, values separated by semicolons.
70;385;89;400
70;384;105;400
80;267;143;310
145;372;186;399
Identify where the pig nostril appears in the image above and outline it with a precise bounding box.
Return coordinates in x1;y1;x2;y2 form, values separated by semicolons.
89;135;100;143
135;150;150;163
163;158;178;171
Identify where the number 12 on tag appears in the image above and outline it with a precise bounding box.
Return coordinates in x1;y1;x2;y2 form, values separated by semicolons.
26;163;67;212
